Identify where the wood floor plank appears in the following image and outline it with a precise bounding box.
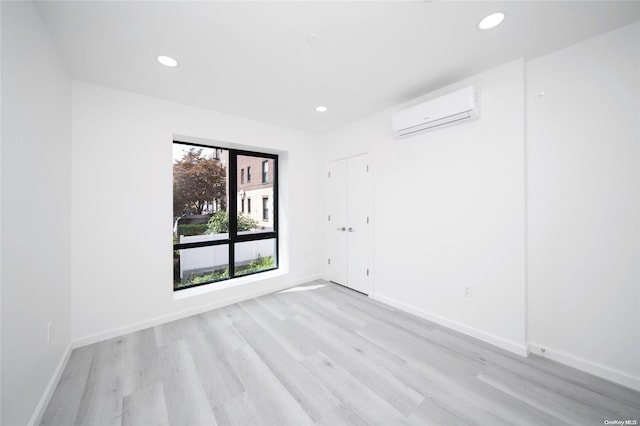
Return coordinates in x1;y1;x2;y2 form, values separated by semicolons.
478;366;638;425
59;345;96;382
41;346;96;426
301;351;412;426
153;315;209;348
40;375;90;426
289;296;407;370
290;310;424;416
356;319;479;383
161;340;218;426
41;281;640;426
211;392;260;426
525;353;640;411
297;288;368;330
408;396;474;426
394;358;514;425
121;328;161;397
224;344;314;426
238;298;318;361
122;382;170;426
199;307;247;354
73;337;125;426
122;341;173;398
232;312;341;423
256;293;292;320
317;404;371;426
184;331;245;409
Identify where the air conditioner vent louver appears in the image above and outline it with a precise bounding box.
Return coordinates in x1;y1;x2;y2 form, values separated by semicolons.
392;86;480;137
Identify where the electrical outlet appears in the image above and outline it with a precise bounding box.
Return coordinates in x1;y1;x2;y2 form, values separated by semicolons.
464;285;472;298
47;322;53;343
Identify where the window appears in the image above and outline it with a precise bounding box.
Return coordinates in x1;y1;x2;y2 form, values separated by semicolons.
173;142;278;291
263;197;269;220
262;160;269;183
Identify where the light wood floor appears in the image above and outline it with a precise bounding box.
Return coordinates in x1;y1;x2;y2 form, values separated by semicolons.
42;280;640;426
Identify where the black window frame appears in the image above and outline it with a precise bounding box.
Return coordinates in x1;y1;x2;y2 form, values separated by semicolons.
173;141;278;291
241;168;245;184
247;166;252;182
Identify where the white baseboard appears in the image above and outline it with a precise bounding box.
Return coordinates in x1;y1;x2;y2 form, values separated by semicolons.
528;342;640;392
28;342;73;426
372;293;529;357
73;274;322;348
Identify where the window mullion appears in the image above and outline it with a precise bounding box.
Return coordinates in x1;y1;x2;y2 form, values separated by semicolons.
228;150;238;279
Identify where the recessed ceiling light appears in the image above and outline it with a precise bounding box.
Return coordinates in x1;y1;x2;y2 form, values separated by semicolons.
478;12;505;30
157;55;178;67
315;106;328;112
307;33;320;44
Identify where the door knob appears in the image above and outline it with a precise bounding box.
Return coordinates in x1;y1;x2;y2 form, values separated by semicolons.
336;227;346;231
348;227;354;232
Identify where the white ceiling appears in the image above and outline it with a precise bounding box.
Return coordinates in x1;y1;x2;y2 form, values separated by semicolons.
36;1;640;134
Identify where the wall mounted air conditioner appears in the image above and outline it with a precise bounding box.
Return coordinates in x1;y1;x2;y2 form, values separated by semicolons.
392;86;480;137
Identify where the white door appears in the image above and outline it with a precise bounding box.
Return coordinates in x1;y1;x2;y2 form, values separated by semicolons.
327;154;371;294
346;154;370;294
327;159;348;286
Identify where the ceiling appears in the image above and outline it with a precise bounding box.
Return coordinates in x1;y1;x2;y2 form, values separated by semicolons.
36;1;640;134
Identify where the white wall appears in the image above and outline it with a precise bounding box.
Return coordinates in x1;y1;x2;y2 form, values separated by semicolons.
71;81;325;343
527;22;640;389
1;3;3;423
325;60;527;355
1;2;72;425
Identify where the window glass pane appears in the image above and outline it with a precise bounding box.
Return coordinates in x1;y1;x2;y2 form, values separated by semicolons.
173;143;229;238
262;197;269;220
262;160;269;183
234;239;276;277
174;245;229;289
237;154;274;234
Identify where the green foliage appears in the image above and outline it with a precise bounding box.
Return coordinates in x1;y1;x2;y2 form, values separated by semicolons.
206;211;258;234
236;255;275;276
238;214;259;232
249;255;275;270
177;224;208;236
173;148;227;216
180;268;229;288
207;211;228;234
175;255;275;289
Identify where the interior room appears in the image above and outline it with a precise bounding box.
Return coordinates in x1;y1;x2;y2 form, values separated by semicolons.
1;1;639;425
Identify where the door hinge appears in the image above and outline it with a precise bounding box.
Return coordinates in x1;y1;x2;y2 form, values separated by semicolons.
366;268;369;276
366;165;369;172
366;216;369;224
328;215;331;222
328;258;331;265
328;171;331;178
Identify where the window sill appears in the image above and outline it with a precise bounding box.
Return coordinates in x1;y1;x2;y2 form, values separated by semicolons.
173;268;287;301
